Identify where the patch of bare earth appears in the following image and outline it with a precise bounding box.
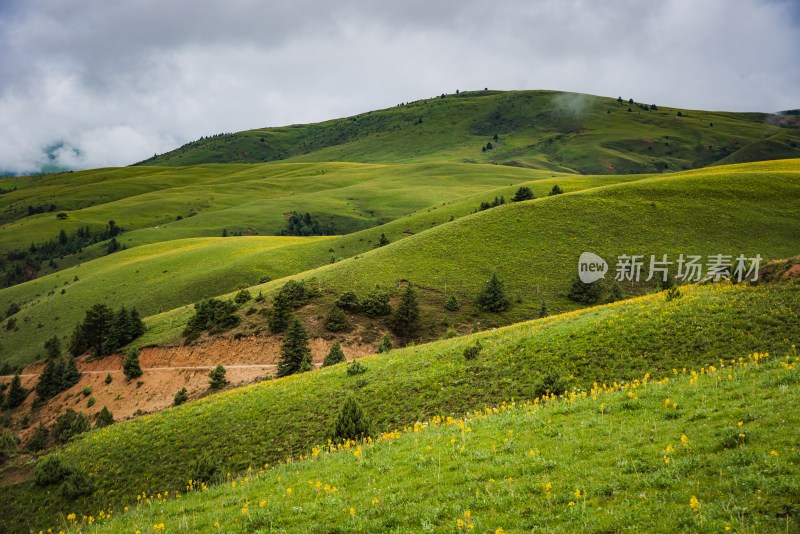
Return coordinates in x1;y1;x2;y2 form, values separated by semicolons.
1;331;377;448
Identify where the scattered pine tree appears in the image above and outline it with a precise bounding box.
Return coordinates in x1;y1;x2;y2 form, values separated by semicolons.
3;373;27;410
323;342;346;367
122;348;143;380
475;269;511;312
268;292;292;334
375;233;390;248
331;394;372;443
389;284;420;340
208;364;227;390
276;319;312;378
443;294;461;311
548;184;564;196
512;186;535;202
173;387;188;406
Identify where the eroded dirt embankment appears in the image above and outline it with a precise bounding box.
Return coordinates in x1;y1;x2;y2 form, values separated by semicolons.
3;334;376;444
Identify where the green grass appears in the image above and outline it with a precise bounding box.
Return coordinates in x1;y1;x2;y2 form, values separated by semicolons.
2;281;798;532
1;163;637;367
135;159;800;350
61;352;800;533
140;90;800;174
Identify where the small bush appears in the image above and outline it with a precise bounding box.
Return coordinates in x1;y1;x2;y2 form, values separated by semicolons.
533;369;569;398
377;333;393;354
81;386;92;397
234;289;252;305
443;327;460;339
0;428;19;459
346;361;367;376
104;373;112;384
190;454;220;483
94;406;113;428
173;387;188;406
34;454;74;486
25;424;49;452
52;408;91;444
567;277;603;304
60;468;95;499
86;396;95;408
463;341;483;360
361;286;392;318
335;290;361;312
324;305;349;332
444;294;460;311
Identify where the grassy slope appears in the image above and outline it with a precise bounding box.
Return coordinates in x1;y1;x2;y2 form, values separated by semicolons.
140;90;800;174
63;353;800;534
2;281;798;532
135;159;800;350
1;165;635;368
0;161;549;254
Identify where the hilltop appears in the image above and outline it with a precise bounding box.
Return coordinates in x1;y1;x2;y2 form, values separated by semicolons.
137;90;800;174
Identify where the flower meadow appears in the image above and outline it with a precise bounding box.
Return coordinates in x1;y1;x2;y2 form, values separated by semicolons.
2;281;799;532
55;350;799;533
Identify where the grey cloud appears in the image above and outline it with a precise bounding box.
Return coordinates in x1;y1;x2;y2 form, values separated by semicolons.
0;0;798;174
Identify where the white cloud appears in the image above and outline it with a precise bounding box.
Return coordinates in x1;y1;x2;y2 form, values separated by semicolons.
0;0;798;174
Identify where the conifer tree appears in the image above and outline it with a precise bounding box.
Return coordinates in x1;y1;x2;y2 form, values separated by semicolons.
475;269;511;312
173;387;188;406
208;364;227;390
62;355;81;389
83;303;114;356
44;336;61;359
277;318;311;378
375;233;390;248
548;184;564;196
323;341;346;367
511;186;535;202
3;373;27;410
390;284;420;340
122;348;143;380
268;292;292;334
444;294;460;311
331;394;372;443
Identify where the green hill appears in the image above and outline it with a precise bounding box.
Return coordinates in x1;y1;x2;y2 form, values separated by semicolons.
138;90;800;174
132;159;800;351
1;163;637;367
2;280;797;533
59;352;800;533
2;159;797;368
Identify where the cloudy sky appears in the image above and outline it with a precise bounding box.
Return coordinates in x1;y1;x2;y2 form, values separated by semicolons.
1;0;798;174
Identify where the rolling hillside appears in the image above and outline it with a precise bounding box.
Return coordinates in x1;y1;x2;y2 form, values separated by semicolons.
137;90;800;174
1;159;798;368
1;280;797;532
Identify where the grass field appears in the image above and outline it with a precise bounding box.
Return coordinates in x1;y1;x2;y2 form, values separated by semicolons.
59;352;800;533
132;159;800;351
1;280;798;532
0;163;640;367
